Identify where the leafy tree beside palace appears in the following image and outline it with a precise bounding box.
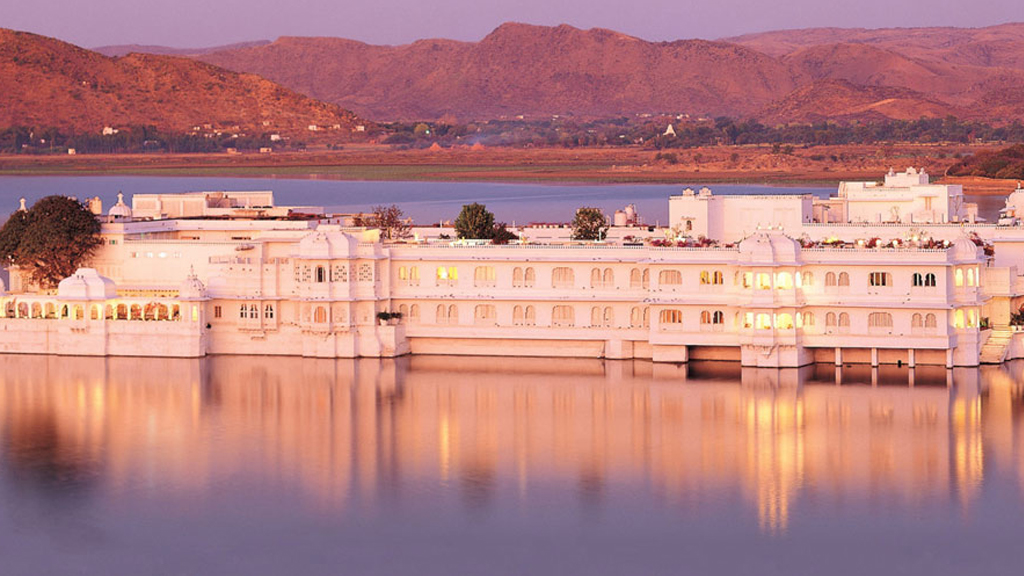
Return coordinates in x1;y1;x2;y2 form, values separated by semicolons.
0;196;103;288
571;207;609;241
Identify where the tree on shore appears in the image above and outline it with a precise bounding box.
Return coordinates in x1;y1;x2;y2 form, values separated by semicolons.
454;203;496;239
571;207;608;241
356;204;411;240
0;196;103;288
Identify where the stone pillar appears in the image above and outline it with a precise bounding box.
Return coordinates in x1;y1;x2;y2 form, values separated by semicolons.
946;349;954;369
835;347;842;367
908;349;916;368
871;348;879;367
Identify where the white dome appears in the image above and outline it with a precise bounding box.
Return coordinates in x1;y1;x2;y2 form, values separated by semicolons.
950;235;981;261
178;268;208;300
737;231;801;265
108;192;132;220
297;226;357;259
57;268;117;300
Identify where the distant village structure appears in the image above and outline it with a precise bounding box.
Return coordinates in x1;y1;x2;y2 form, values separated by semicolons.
2;169;1024;369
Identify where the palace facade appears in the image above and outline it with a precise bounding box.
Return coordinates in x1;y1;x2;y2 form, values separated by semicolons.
0;179;1002;367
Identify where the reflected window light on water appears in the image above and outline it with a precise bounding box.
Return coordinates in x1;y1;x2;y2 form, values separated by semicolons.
0;355;1021;573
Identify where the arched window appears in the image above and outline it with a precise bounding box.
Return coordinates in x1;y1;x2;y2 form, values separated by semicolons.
552;267;575;288
802;272;813;287
591;306;602;326
912;313;923;328
913;273;924;287
159;304;171;321
659;309;683;325
398;266;408;281
171;304;180;320
73;305;84;320
30;302;41;318
713;310;724;324
18;302;29;318
869;272;891;287
756;273;771;290
474;304;496;324
825;272;837;287
45;302;55;319
316;266;326;283
104;305;114;320
436;304;447;324
513;267;524;287
838;312;850;327
630;306;643;328
117;303;128;320
826;312;837;327
448;305;459;324
399;304;408;318
838;272;850;287
524;267;536;287
130;304;141;320
659;270;682;286
925;313;937;328
967;268;976;287
591;268;603;288
314;306;327;323
474;266;496;286
700;310;712;324
239;304;247;319
925;273;936;287
630;268;642;289
868;312;893;328
700;271;711;285
642;269;650;289
410;267;420;283
955;309;965;328
525;305;536;326
265;304;275;319
409;304;419;323
436;266;458;284
775;272;793;289
603;268;614;287
755;313;772;330
513;305;524;325
802;312;815;327
955;269;964;287
603;306;613;326
552;305;575;327
776;313;794;329
643;307;650;328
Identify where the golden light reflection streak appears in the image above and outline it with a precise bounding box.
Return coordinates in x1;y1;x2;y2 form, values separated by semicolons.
952;395;984;514
745;393;804;535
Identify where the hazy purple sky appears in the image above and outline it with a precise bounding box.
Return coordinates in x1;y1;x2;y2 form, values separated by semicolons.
6;0;1022;48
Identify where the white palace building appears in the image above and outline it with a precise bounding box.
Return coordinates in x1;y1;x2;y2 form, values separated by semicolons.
2;171;1024;368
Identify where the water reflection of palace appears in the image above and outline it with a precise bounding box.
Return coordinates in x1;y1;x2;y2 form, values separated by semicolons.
0;356;1019;534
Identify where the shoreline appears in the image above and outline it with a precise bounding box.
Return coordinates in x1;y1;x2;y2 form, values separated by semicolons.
0;144;1016;195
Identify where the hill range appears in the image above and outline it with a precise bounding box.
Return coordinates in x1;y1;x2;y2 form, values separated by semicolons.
191;22;1024;123
3;22;1024;134
0;29;364;137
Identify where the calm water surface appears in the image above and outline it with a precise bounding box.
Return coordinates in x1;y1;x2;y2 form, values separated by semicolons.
2;355;1024;575
0;175;1007;223
0;175;831;225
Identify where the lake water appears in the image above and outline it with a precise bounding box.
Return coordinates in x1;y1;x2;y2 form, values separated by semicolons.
2;354;1024;575
0;175;831;225
0;175;1007;224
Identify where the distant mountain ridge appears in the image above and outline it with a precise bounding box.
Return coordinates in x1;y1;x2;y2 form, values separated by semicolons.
186;21;1024;124
92;40;271;58
0;29;364;136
